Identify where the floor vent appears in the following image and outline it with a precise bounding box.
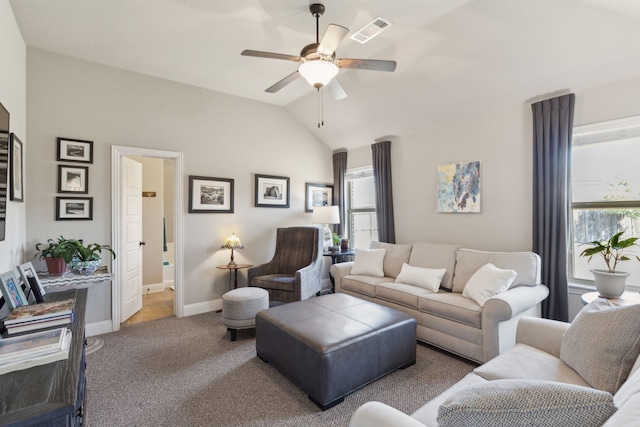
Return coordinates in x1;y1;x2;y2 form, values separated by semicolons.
350;16;392;44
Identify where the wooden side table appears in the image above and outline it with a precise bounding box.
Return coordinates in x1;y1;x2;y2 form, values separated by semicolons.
581;291;640;306
323;250;355;293
217;264;253;289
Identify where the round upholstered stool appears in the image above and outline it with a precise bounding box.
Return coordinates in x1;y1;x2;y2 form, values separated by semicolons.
222;287;269;341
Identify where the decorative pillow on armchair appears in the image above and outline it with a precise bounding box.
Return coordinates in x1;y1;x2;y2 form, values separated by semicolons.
560;298;640;394
437;379;616;427
350;248;386;277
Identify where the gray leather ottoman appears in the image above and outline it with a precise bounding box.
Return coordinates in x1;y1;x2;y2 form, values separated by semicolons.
255;293;417;410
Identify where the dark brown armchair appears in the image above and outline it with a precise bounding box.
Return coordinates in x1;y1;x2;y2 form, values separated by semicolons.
248;227;323;303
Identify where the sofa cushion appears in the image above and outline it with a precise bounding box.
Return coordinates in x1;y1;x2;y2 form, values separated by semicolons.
394;263;446;292
350;248;386;277
370;241;413;278
419;292;482;329
474;343;592;387
376;282;435;310
437;379;616;427
452;249;540;293
605;364;640;426
407;242;459;290
560;298;640;394
342;275;392;297
462;263;517;307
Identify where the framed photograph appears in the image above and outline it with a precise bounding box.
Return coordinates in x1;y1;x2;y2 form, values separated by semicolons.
0;270;28;311
56;196;93;220
255;174;290;208
17;262;46;303
437;160;481;213
188;176;234;213
57;137;93;163
58;165;89;194
305;182;333;212
9;133;23;202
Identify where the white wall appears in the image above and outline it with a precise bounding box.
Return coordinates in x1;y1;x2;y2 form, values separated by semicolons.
25;49;333;323
346;76;640;320
0;1;27;274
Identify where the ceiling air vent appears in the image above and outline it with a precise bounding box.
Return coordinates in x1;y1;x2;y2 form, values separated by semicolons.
350;16;392;44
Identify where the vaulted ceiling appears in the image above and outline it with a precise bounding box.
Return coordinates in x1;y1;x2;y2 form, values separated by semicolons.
10;0;640;150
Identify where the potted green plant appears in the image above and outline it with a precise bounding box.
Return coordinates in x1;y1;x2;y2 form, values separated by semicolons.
35;236;116;276
35;236;74;275
65;239;116;275
579;231;640;297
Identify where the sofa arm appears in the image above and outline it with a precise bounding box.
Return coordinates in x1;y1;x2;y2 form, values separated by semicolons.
349;402;426;427
484;284;550;322
330;261;354;293
481;284;550;361
296;257;323;299
515;316;570;357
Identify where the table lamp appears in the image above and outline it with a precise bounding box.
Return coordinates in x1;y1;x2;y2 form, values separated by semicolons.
312;206;340;250
221;232;244;267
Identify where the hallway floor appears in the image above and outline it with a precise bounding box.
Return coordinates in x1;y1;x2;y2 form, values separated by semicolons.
123;288;174;326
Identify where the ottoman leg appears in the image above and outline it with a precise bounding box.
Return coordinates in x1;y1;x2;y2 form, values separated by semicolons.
309;394;344;411
228;327;237;341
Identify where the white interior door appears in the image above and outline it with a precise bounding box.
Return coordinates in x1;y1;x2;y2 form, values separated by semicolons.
121;156;143;322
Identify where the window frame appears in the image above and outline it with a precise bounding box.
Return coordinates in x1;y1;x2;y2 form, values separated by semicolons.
345;167;377;249
569;115;640;285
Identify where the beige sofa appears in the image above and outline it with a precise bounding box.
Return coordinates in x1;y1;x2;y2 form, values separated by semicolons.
330;242;549;363
349;312;640;427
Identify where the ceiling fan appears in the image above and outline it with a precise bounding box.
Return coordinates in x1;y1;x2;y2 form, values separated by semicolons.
241;3;397;101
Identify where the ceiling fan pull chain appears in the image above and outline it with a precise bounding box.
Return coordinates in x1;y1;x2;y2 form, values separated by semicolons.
317;87;321;128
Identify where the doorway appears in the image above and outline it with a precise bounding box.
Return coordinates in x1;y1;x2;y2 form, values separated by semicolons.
111;146;184;332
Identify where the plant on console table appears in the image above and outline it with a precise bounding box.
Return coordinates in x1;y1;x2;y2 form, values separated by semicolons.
36;236;116;276
35;236;74;276
580;231;639;298
65;239;116;275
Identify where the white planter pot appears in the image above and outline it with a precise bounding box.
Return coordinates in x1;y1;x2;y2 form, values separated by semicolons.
590;269;629;298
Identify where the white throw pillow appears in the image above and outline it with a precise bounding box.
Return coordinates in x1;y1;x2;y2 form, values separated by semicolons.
395;263;446;292
462;262;517;306
350;248;386;277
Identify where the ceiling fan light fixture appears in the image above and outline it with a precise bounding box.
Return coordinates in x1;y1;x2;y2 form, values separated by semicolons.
299;60;339;88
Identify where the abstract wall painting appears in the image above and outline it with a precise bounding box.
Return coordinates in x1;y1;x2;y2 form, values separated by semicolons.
437;161;481;213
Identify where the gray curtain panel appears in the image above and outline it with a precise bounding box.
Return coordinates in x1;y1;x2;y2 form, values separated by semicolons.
332;149;347;237
532;93;575;321
372;140;396;243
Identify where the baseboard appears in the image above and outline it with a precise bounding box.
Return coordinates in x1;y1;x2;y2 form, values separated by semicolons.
86;320;113;337
183;298;222;316
143;282;165;293
88;298;223;335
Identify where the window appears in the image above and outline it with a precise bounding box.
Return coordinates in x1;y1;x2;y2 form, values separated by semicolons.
571;116;640;286
346;168;378;249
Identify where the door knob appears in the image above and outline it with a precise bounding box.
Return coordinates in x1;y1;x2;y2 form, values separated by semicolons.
139;241;146;246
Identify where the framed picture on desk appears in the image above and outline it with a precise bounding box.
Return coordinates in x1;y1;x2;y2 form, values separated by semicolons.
0;270;29;310
17;262;46;303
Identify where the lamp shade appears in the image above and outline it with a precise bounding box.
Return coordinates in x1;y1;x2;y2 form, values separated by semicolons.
221;233;244;250
299;60;339;88
312;206;340;225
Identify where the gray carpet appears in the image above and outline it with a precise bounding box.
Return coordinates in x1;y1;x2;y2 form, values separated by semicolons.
85;311;476;427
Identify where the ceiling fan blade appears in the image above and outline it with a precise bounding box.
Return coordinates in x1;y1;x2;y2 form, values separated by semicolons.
336;58;397;72
317;24;349;56
327;79;347;101
241;50;300;62
265;71;300;93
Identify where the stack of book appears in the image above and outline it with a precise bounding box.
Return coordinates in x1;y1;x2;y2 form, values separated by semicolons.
0;327;72;375
1;298;74;335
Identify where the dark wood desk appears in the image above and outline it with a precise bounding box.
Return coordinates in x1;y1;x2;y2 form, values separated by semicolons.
0;289;87;427
217;264;253;289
